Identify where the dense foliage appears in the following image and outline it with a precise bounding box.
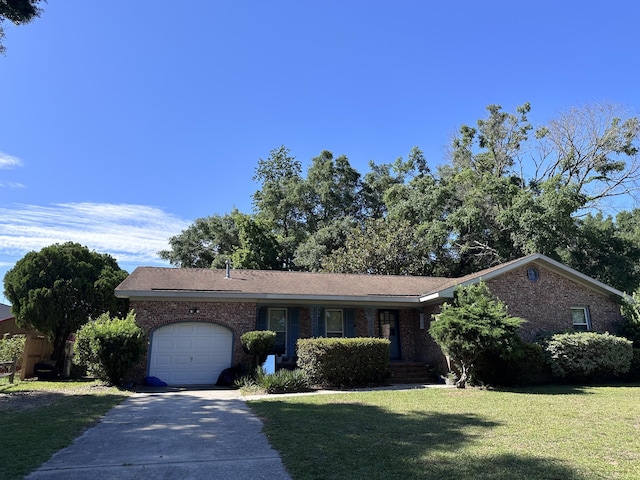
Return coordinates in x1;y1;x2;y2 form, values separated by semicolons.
3;242;129;371
544;332;633;380
74;311;146;386
620;289;640;347
236;367;310;394
297;337;390;388
160;102;640;294
0;0;43;54
240;330;276;370
429;283;524;388
0;334;25;368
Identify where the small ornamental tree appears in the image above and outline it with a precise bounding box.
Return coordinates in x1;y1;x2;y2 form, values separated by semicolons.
240;330;276;371
429;282;525;388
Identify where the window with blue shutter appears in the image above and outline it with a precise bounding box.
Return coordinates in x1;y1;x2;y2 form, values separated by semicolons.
345;309;356;337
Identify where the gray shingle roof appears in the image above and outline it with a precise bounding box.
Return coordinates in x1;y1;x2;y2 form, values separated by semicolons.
116;267;451;299
115;254;626;304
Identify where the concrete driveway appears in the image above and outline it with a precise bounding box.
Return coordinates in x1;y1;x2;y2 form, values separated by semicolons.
26;388;292;480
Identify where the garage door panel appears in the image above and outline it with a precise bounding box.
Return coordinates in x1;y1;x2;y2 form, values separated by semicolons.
176;339;193;349
154;355;172;366
177;324;195;335
149;322;233;386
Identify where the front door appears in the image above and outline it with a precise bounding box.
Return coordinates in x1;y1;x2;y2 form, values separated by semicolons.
379;310;401;360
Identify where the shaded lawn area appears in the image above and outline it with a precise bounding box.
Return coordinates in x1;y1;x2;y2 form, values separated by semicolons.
0;379;130;480
249;385;640;480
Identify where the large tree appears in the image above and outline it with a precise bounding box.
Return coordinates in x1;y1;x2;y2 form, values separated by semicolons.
3;242;129;371
159;212;240;268
0;0;43;55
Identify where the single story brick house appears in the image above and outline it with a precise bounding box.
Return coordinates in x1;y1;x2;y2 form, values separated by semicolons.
114;253;626;386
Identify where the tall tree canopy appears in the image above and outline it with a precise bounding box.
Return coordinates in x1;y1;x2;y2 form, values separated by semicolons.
3;242;129;371
160;101;640;293
0;0;43;55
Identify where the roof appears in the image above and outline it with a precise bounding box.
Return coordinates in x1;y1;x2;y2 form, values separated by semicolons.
115;253;627;305
419;253;627;302
116;267;451;305
0;303;13;322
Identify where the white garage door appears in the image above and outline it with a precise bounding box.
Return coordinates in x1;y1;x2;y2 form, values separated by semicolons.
149;322;233;386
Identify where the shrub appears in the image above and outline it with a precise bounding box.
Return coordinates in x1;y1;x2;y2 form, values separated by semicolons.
429;282;524;388
240;330;276;370
620;291;640;347
235;367;310;394
624;348;640;382
75;311;146;386
297;337;390;388
0;334;26;369
474;340;551;386
544;332;633;381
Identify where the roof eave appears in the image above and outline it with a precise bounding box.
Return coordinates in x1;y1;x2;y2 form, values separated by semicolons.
116;290;423;307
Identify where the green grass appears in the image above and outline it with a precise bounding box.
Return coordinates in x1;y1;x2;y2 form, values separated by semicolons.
249;385;640;480
0;379;130;480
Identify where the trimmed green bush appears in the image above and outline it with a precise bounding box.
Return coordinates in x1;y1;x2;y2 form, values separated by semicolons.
297;337;390;388
240;330;276;370
474;340;551;386
0;334;26;369
74;311;146;386
625;348;640;382
544;332;633;381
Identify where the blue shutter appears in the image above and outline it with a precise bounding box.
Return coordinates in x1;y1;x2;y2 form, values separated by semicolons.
287;308;300;357
317;308;326;337
256;306;268;330
345;309;356;337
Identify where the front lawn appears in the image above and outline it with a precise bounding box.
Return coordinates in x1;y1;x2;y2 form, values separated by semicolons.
249;385;640;480
0;379;130;480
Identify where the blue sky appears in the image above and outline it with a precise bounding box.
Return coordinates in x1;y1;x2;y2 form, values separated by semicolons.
1;1;639;302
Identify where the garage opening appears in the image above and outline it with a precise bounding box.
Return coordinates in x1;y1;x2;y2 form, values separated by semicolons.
149;322;233;386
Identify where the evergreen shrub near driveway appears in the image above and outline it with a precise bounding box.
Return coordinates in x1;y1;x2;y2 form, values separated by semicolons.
297;337;390;388
545;332;633;381
240;330;276;370
74;311;146;386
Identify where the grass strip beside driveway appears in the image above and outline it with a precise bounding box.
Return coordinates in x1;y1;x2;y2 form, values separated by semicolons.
249;385;640;480
0;380;130;480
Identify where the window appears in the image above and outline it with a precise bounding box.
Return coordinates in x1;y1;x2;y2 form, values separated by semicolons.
325;309;344;337
268;308;287;354
571;306;591;331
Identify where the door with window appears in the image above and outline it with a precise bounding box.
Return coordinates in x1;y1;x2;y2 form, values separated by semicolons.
379;310;401;360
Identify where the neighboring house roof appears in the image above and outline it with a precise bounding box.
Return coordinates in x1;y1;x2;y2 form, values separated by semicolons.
115;253;627;306
0;303;13;322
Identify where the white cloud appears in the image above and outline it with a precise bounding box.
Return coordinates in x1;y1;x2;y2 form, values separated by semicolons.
0;181;25;189
0;203;190;270
0;152;24;169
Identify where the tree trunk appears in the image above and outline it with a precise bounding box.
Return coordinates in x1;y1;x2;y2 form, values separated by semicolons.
456;363;468;389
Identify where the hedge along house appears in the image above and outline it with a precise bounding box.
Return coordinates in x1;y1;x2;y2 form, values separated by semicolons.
114;253;626;386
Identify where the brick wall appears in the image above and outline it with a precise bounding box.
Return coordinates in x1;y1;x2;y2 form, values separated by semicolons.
130;300;257;377
485;264;623;341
